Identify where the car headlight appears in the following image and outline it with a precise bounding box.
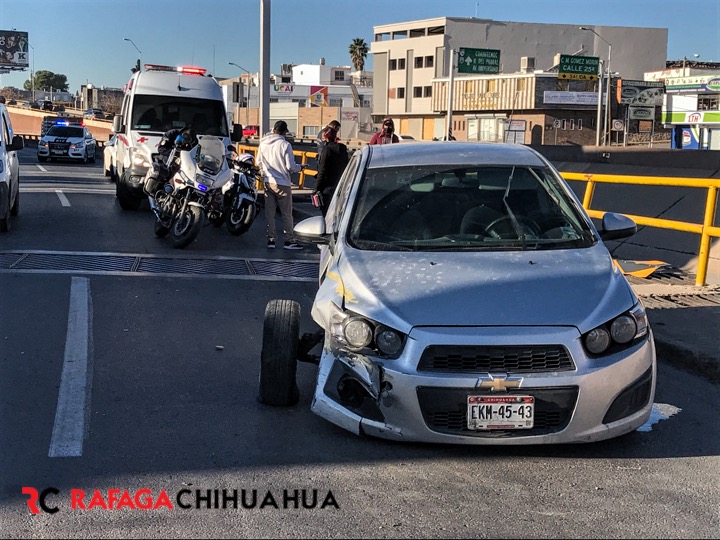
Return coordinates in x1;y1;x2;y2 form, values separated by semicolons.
329;303;407;358
582;302;649;356
39;141;48;148
131;150;151;168
71;141;85;149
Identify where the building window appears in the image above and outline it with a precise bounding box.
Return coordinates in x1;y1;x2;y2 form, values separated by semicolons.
389;59;397;71
578;119;583;130
397;88;405;99
413;86;422;98
428;26;444;35
556;80;570;91
329;98;343;107
423;86;432;97
415;57;424;68
570;119;575;130
698;96;719;110
398;58;406;70
425;56;434;68
334;70;345;81
303;126;319;137
409;28;425;38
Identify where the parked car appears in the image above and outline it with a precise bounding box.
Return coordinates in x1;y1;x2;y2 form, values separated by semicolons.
397;134;416;142
103;134;117;180
242;124;260;137
83;108;105;119
39;100;53;111
37;121;97;163
0;103;24;232
7;99;17;105
259;142;656;445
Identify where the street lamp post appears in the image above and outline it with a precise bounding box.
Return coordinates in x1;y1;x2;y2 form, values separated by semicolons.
229;62;251;128
29;43;35;102
123;38;143;69
580;27;612;146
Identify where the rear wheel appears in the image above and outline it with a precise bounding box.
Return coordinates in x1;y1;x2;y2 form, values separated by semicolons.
0;188;11;232
258;299;301;406
89;148;96;164
10;184;19;216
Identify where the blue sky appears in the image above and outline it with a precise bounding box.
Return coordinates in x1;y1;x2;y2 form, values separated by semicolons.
0;0;718;93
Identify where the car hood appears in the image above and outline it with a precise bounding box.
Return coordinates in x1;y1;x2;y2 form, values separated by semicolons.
328;245;636;333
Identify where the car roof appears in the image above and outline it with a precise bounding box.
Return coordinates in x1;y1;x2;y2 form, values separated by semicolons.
364;142;548;169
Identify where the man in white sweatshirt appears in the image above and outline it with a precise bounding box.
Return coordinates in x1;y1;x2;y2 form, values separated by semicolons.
256;120;306;249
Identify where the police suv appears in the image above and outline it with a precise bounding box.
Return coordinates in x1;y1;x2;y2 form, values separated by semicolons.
37;120;97;163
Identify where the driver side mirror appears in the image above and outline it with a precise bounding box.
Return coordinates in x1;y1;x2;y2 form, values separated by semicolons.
8;134;24;151
112;115;123;133
231;123;243;142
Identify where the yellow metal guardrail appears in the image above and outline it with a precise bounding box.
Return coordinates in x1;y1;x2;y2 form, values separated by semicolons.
236;144;318;189
562;172;720;287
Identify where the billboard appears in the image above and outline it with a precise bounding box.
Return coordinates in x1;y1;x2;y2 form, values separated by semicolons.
458;48;500;74
0;30;29;69
616;80;664;105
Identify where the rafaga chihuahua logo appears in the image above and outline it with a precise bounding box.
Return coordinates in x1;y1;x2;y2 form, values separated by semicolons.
22;487;339;513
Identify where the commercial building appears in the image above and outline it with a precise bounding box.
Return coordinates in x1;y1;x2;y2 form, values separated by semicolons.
370;17;668;144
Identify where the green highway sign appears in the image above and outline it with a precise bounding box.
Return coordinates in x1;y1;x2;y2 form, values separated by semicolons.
558;55;599;80
458;48;501;74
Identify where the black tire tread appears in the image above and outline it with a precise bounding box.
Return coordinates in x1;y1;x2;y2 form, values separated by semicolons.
259;299;300;406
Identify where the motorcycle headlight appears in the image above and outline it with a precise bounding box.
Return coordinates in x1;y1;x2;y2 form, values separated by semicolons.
329;303;406;358
582;302;649;356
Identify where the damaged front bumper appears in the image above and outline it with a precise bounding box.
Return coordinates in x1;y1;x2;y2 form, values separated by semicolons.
310;326;656;445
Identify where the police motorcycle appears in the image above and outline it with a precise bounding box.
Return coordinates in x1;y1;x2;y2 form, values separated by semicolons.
222;152;259;236
144;127;234;248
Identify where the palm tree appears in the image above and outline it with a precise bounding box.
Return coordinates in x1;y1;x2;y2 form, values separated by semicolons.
348;38;369;72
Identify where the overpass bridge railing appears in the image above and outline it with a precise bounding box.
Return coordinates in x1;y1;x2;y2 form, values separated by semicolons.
562;172;720;287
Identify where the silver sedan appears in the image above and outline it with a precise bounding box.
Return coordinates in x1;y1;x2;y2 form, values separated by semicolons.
259;142;656;445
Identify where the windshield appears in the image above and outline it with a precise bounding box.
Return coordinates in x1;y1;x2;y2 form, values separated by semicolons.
196;138;226;174
46;126;83;138
347;164;596;252
131;95;228;136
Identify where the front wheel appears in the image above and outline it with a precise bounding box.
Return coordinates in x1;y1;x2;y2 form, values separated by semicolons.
171;205;203;248
226;198;257;236
116;172;142;211
259;299;300;406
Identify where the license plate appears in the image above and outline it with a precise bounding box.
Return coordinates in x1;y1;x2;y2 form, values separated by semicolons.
467;395;534;430
52;150;65;155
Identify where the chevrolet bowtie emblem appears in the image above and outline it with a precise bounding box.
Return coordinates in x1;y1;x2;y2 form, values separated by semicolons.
477;373;523;392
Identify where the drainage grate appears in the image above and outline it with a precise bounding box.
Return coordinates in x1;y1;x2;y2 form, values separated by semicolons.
137;257;252;276
0;251;318;281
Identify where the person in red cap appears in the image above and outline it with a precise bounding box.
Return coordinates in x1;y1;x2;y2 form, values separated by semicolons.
369;117;400;145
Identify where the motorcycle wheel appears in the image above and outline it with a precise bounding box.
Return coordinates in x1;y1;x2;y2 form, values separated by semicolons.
258;299;300;406
154;217;171;238
226;199;256;236
171;206;203;248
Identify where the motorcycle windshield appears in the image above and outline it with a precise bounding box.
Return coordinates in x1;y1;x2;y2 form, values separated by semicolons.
196;138;226;175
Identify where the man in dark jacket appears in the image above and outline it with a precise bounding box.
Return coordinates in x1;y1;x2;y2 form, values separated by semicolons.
313;127;348;217
315;119;341;154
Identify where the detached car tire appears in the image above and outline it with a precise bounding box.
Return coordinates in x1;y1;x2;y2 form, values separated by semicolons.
259;299;301;406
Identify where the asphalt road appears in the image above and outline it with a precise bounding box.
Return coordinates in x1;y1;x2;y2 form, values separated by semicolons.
0;148;718;539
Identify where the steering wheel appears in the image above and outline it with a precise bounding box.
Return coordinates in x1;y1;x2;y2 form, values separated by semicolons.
484;215;541;239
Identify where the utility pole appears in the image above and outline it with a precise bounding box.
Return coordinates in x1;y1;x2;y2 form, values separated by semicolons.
595;60;604;147
446;48;456;140
259;0;271;138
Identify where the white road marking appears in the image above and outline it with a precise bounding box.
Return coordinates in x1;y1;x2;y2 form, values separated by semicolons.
55;190;71;206
36;164;48;172
49;277;94;458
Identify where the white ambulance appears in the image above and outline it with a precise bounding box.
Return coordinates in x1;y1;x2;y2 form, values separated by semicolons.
112;64;242;210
